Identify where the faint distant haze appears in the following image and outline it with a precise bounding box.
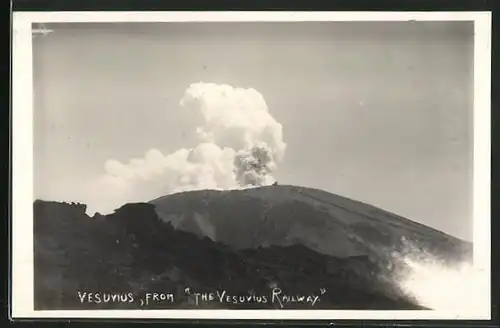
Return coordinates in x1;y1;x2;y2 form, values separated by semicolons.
32;21;474;241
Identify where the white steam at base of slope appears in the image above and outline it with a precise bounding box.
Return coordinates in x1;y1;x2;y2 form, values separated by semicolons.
394;240;487;314
86;82;286;215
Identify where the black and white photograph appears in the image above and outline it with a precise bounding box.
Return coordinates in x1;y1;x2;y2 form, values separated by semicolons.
11;11;491;320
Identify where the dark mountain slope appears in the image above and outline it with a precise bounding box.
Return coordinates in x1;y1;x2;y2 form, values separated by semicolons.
150;185;472;267
34;198;425;310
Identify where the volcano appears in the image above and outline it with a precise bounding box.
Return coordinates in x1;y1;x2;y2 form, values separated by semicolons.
151;185;471;262
33;185;472;310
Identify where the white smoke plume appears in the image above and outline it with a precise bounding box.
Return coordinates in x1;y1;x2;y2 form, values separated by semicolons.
86;82;286;215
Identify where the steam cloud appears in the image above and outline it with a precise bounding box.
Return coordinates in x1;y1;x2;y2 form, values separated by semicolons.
393;239;485;313
87;82;286;215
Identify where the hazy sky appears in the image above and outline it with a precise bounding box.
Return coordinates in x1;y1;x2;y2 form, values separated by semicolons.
33;21;474;240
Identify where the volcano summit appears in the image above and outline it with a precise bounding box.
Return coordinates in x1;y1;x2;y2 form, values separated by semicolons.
34;185;471;310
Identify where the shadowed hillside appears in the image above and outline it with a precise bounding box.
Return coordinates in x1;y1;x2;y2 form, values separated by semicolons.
34;185;471;310
151;185;471;266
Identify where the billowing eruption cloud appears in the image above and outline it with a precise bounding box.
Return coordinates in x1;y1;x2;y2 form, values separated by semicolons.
86;82;286;215
234;142;278;187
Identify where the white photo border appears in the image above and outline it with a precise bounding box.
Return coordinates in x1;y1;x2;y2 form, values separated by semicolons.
11;11;492;320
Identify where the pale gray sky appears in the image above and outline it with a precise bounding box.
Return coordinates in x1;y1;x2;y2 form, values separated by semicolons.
33;21;474;240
